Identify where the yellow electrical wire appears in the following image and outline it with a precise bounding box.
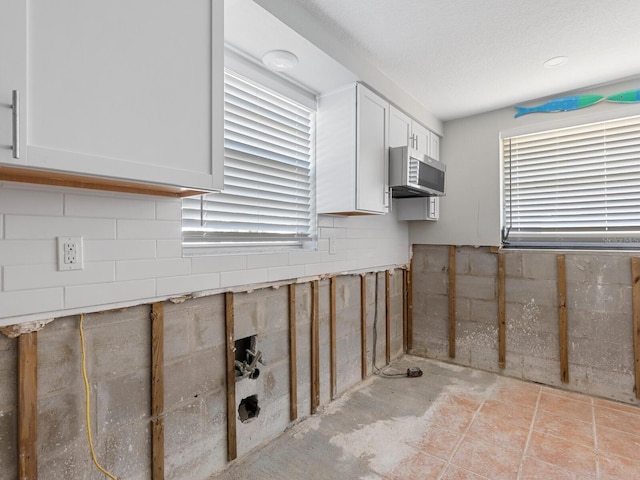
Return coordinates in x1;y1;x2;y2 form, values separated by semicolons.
79;313;119;480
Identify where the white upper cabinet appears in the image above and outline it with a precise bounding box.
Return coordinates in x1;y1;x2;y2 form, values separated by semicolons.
0;0;223;195
389;105;440;160
317;83;389;215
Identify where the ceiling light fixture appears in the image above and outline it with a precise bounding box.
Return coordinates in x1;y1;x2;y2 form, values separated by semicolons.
543;56;568;68
262;50;298;71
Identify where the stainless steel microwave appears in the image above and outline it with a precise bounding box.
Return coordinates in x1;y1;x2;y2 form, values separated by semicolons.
389;146;446;197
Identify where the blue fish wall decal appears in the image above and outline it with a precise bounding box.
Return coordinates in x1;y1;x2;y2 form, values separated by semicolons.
515;89;640;118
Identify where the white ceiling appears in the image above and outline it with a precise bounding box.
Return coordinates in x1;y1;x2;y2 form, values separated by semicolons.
227;0;640;122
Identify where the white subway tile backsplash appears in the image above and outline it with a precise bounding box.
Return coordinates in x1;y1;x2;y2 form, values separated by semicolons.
267;265;305;282
0;288;64;318
0;185;64;216
156;272;221;297
191;254;247;274
155;199;182;220
65;279;156;309
65;193;156;219
246;253;290;269
0;239;56;266
3;262;115;291
117;219;181;240
84;240;156;261
220;268;269;288
317;215;335;227
157;240;183;258
116;258;191;281
4;215;116;240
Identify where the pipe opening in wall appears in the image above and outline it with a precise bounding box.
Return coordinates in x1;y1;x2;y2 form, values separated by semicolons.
235;335;264;380
238;395;260;423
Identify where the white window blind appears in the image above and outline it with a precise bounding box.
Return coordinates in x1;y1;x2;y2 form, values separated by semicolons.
183;70;315;249
502;114;640;248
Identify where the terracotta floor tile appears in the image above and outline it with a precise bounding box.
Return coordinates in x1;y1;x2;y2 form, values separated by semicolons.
593;397;640;417
538;392;594;423
447;392;484;412
597;425;640;462
595;405;640;437
410;426;461;461
493;381;540;408
450;435;523;480
533;410;595;448
479;398;535;428
384;450;446;480
526;432;598;478
598;453;640;479
440;465;491;480
465;411;530;451
542;386;593;404
426;402;476;435
520;456;596;480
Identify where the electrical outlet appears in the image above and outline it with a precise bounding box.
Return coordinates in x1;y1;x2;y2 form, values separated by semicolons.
57;237;84;271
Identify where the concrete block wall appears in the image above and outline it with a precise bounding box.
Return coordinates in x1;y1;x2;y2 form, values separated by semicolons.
0;268;405;480
0;182;409;326
411;245;640;405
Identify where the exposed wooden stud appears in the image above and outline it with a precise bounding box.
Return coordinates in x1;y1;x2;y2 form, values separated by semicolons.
151;303;165;480
557;255;569;384
18;331;38;480
402;269;408;353
407;259;414;352
489;246;500;254
385;270;391;365
329;277;337;400
288;283;298;421
224;292;237;461
310;281;320;414
498;253;506;369
449;246;456;359
632;258;640;398
361;274;368;379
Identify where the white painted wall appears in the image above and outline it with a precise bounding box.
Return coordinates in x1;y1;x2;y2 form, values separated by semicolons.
0;183;409;325
410;78;640;247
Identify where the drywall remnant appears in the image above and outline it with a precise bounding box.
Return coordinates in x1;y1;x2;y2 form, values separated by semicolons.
1;318;54;338
169;295;191;304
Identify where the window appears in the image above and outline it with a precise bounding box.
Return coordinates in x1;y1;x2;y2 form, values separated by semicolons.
502;114;640;248
182;70;315;250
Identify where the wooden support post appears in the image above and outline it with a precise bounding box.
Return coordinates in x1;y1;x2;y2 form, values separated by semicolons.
361;274;368;379
329;277;337;401
557;255;569;384
385;270;391;365
310;281;320;414
407;259;414;352
18;331;38;480
449;246;456;359
498;253;506;369
631;258;640;398
402;269;408;353
151;302;165;480
224;292;237;461
288;284;298;421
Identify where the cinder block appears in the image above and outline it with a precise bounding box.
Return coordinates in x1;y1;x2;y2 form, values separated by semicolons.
507;327;558;360
566;281;629;314
166;434;226;480
468;299;499;325
522;252;558;280
95;422;151;479
164;399;207;454
96;369;150;434
456;320;499;352
38;438;91;480
413;271;448;295
457;275;496;301
504;251;523;278
566;254;632;285
506;302;558;335
505;278;558;307
0;408;16;480
38;392;84;455
190;295;226;352
522;356;562;388
569;338;631;372
0;335;17;406
412;245;449;273
468;248;498;276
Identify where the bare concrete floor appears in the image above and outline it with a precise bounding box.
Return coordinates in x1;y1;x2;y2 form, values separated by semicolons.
211;356;640;479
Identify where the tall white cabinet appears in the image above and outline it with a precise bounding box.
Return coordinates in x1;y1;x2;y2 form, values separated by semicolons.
0;0;223;195
317;83;389;215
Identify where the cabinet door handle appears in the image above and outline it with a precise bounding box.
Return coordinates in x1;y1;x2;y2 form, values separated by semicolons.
11;90;19;159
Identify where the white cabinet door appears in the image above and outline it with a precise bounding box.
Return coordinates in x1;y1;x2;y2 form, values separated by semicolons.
389;105;411;148
0;0;26;166
412;121;430;159
356;84;389;213
316;83;388;215
429;132;441;161
2;0;223;193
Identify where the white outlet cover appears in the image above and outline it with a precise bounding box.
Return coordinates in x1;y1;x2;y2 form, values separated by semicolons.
57;236;84;271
